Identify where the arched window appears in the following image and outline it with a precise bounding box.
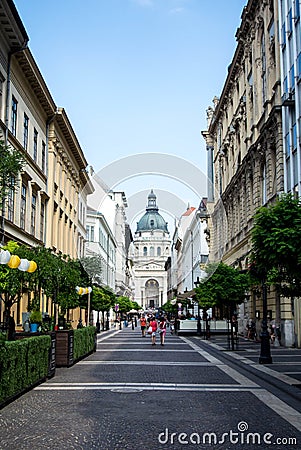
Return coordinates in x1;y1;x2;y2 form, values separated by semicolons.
150;246;154;256
157;247;161;256
143;246;147;256
261;33;267;104
261;163;267;205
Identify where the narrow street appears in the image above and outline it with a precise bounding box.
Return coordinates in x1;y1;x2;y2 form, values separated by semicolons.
1;327;301;450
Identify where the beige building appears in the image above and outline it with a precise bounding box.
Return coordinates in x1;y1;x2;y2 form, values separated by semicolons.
46;108;93;259
0;0;93;327
201;0;296;345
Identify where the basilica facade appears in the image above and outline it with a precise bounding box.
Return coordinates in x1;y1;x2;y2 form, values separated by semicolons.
132;191;171;310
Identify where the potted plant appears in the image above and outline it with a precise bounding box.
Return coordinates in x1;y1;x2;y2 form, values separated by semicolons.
29;310;42;332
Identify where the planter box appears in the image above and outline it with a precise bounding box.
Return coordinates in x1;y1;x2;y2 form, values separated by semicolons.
14;332;56;378
55;330;74;367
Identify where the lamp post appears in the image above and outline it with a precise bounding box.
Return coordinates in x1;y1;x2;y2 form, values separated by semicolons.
194;277;202;336
259;279;272;364
76;286;92;326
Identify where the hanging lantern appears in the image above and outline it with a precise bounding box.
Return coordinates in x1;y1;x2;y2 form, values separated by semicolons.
18;258;30;271
84;288;89;295
75;286;80;293
88;287;92;293
0;250;11;264
7;255;21;269
27;260;37;273
78;287;83;295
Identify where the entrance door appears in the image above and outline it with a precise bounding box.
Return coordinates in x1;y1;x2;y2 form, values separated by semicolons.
145;279;159;308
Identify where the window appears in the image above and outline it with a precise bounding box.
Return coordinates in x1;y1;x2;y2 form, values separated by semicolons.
86;225;95;241
261;34;267;104
20;183;26;230
33;128;38;162
261;164;267;205
296;0;300;21
0;76;3;118
23;114;29;150
286;158;291;191
143;246;147;256
150;246;154;256
31;194;36;235
40;203;45;241
157;247;161;256
11;96;17;136
7;176;15;222
293;150;298;187
41;141;46;172
287;7;293;35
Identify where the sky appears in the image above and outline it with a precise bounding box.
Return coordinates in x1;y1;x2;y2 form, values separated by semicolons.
14;0;247;229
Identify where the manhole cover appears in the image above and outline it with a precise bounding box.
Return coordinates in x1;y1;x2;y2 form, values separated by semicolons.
111;388;143;393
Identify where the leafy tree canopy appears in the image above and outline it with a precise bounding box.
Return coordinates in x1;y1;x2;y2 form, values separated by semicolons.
251;193;301;297
0;140;24;211
195;262;249;311
116;296;132;314
92;287;113;312
131;301;142;311
161;300;177;314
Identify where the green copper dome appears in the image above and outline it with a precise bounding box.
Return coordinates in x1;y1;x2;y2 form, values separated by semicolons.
136;190;168;233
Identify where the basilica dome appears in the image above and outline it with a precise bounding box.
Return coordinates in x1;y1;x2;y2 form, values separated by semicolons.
136;190;168;233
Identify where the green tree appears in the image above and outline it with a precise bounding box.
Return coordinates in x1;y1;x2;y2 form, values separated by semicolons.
161;300;177;314
130;301;142;311
117;296;132;314
0;140;24;243
195;262;249;316
0;241;28;320
251;193;301;297
92;287;113;330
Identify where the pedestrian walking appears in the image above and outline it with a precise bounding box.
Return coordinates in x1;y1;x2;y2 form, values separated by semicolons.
150;317;158;345
158;316;167;346
140;315;147;337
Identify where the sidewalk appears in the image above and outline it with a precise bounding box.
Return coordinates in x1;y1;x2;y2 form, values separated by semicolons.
198;334;301;387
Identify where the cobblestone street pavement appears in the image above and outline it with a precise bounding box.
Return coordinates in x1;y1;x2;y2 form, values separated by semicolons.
1;328;301;449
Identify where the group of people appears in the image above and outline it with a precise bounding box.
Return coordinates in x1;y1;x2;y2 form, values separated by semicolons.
140;314;167;346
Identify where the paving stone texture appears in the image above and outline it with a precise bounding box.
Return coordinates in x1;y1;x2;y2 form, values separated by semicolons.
0;328;301;449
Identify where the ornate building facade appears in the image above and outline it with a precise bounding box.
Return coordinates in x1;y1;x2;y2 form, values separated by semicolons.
201;0;298;345
279;0;301;347
132;191;171;310
0;0;93;327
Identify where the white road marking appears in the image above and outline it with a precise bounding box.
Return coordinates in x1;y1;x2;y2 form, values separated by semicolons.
34;383;259;391
251;389;301;432
78;360;214;366
96;349;197;352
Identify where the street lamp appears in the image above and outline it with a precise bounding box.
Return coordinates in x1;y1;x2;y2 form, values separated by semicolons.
76;286;92;326
194;277;202;336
